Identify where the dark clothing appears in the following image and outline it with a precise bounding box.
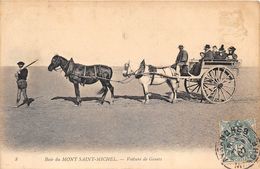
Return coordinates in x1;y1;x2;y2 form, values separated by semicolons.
219;52;228;60
212;51;219;59
17;86;28;103
17;80;27;89
16;68;29;106
190;62;202;76
214;52;227;60
175;50;188;65
17;68;28;80
203;50;214;61
228;53;238;60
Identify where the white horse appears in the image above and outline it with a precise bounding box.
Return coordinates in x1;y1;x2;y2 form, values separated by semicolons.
122;59;179;103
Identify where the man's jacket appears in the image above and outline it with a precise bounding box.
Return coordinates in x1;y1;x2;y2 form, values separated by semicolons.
17;68;28;81
176;50;188;64
203;50;214;61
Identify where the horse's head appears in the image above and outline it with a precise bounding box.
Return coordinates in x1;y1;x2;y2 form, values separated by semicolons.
48;55;61;71
122;59;145;78
135;59;145;79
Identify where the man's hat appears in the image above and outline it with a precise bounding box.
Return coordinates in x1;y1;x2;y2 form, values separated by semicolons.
204;44;210;49
17;61;25;66
219;44;225;51
178;45;184;48
228;46;236;51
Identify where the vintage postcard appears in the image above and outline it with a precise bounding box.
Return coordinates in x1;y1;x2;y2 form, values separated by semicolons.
0;0;259;169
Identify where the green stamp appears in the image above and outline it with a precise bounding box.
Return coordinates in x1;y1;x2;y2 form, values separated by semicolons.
215;119;260;169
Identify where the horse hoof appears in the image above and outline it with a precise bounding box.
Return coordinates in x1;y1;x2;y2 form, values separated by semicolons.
74;103;81;106
167;99;173;103
172;99;179;103
143;100;149;104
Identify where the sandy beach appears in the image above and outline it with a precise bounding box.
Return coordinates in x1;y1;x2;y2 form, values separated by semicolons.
0;66;259;151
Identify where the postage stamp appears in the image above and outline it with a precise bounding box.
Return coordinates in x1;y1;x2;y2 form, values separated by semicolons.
215;120;260;169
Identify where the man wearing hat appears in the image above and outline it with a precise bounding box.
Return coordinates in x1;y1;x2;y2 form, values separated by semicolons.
15;61;29;107
212;45;220;59
218;44;228;60
227;46;238;61
202;44;214;61
172;45;189;75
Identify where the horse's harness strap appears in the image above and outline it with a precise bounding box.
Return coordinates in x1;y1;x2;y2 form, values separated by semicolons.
150;73;155;85
81;66;87;85
94;65;97;78
83;66;87;77
148;65;157;85
64;63;70;77
64;59;74;77
63;61;70;74
162;68;167;75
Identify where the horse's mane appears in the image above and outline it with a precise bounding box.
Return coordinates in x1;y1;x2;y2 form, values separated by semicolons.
55;54;68;61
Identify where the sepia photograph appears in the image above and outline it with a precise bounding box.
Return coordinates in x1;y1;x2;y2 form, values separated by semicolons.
0;1;259;169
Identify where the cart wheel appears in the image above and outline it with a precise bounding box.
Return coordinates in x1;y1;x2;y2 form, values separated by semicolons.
201;66;236;104
184;78;202;99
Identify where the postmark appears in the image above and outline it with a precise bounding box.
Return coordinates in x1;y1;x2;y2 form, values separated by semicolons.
215;119;260;169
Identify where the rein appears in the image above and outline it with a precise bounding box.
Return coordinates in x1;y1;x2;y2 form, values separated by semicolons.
123;63;139;77
54;67;62;72
73;73;135;84
124;63;178;80
52;58;135;84
53;57;70;72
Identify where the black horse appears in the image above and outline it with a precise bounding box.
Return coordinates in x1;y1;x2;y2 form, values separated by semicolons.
48;55;114;105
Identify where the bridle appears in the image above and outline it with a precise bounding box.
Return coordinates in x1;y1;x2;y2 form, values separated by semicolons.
51;56;69;72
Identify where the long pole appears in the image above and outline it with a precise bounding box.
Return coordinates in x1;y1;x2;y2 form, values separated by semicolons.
22;59;39;69
18;59;39;72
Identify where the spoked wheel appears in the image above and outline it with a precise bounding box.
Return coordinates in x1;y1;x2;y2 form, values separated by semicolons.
184;78;203;99
201;66;236;104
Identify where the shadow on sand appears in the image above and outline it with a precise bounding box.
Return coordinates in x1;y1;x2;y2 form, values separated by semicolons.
51;92;193;104
16;98;35;107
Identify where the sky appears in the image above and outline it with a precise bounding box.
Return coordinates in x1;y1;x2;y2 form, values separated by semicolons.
0;1;259;67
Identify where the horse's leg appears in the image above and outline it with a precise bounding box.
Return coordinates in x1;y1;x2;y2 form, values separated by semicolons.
107;81;114;103
100;80;108;104
141;83;149;104
73;83;81;106
174;80;180;100
16;88;22;106
166;79;176;103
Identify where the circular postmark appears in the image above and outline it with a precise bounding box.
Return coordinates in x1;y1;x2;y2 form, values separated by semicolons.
215;120;260;169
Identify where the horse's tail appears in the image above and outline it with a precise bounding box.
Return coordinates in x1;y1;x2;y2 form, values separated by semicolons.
108;66;113;79
97;87;106;95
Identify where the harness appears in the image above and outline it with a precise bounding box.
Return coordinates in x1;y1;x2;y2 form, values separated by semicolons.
54;56;134;84
148;65;157;85
64;58;75;77
135;60;145;79
134;62;176;85
80;65;96;86
64;60;101;86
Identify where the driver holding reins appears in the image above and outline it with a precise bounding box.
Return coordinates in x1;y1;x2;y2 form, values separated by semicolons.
172;45;189;76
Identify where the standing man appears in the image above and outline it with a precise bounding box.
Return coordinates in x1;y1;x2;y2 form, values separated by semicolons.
15;61;29;107
172;45;189;75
